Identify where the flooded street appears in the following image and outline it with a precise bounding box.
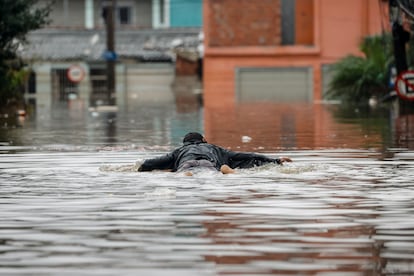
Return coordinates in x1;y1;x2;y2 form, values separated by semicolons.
1;99;414;275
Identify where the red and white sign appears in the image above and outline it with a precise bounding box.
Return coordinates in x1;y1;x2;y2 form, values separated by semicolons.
395;70;414;101
67;65;85;83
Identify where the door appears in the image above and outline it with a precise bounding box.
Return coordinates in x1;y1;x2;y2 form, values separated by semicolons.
236;67;313;102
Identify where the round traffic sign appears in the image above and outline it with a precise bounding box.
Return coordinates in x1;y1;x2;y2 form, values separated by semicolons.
395;70;414;101
67;65;85;83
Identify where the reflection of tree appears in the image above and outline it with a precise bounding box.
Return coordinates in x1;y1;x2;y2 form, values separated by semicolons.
329;104;393;149
0;118;24;147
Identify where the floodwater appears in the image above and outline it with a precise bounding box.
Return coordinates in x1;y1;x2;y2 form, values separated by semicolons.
1;97;414;275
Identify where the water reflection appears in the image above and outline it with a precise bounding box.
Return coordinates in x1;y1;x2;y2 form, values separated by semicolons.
2;72;414;152
0;102;203;150
395;114;414;149
0;103;409;153
204;103;393;152
3;73;414;275
201;210;380;274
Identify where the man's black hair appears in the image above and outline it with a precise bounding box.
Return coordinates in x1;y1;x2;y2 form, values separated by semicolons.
183;132;204;143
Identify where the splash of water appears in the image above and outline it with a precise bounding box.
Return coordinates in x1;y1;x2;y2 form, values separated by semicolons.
99;160;143;172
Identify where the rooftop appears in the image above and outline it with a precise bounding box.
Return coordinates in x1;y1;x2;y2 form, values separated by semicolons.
19;28;202;62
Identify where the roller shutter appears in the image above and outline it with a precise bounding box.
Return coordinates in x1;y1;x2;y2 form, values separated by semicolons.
236;67;313;102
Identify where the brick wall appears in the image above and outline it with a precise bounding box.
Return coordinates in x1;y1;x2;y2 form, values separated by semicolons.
208;0;281;47
175;56;199;75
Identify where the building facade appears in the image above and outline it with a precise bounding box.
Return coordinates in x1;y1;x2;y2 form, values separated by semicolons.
24;0;202;111
202;0;387;107
36;0;202;29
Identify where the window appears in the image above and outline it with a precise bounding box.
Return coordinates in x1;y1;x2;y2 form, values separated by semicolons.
153;0;168;28
102;4;133;26
281;0;314;46
118;6;131;25
27;71;36;94
159;0;165;24
281;0;295;45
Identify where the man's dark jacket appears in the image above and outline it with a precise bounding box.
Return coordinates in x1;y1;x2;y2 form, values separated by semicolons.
138;141;280;172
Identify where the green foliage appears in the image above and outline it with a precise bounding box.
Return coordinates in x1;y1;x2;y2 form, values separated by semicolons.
326;34;393;104
0;63;29;107
0;0;52;54
0;0;52;109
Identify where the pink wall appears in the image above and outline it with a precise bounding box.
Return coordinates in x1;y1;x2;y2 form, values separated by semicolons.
320;0;363;60
203;0;389;107
319;0;388;62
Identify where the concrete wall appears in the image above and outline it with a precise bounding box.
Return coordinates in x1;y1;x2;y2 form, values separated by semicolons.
27;62;91;109
39;0;205;29
43;0;86;28
38;0;153;29
135;0;153;28
27;63;53;114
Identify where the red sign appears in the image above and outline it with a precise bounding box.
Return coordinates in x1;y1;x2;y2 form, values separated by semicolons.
67;65;85;83
395;70;414;101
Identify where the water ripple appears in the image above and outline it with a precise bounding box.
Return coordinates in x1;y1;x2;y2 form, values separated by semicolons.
1;150;414;275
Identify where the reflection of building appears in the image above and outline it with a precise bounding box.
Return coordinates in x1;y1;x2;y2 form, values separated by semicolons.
202;0;387;107
22;0;202;110
201;197;383;275
204;103;385;151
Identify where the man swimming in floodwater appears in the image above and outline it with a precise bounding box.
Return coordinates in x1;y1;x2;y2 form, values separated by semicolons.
138;132;292;175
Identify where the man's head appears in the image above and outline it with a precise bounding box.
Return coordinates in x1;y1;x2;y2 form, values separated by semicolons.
183;132;206;143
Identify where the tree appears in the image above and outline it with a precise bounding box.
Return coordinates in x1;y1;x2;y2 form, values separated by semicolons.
326;34;393;104
0;0;52;109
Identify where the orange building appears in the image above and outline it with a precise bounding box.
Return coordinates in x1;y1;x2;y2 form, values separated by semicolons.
202;0;388;107
201;0;388;150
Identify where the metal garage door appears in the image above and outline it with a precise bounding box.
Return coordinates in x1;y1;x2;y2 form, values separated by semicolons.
236;67;313;102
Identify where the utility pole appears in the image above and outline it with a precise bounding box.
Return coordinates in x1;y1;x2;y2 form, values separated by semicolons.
389;0;412;113
104;0;116;106
390;0;409;74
